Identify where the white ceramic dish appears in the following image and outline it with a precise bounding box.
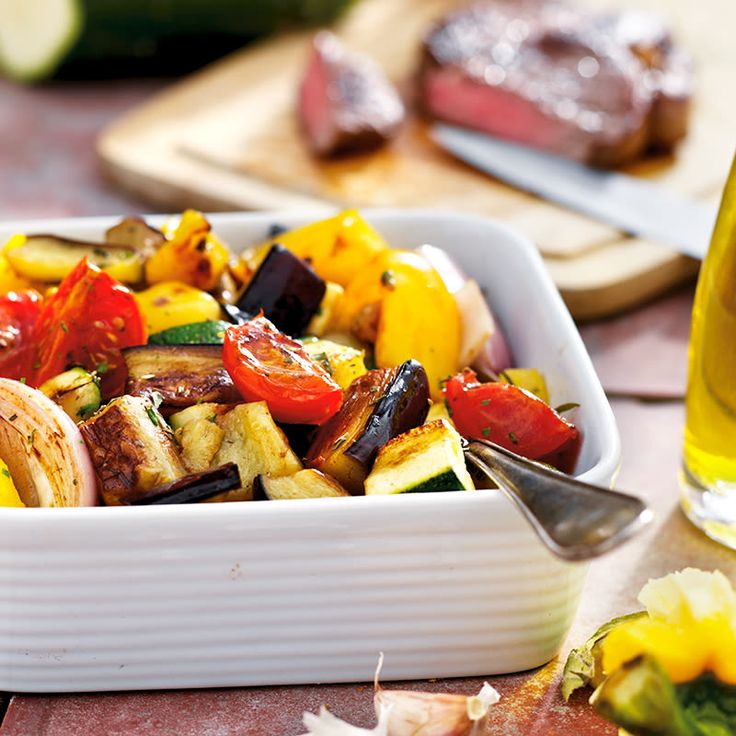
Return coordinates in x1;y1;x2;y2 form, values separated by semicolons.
0;210;620;693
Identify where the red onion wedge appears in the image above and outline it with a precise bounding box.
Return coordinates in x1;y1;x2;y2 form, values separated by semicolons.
417;245;512;375
0;378;97;507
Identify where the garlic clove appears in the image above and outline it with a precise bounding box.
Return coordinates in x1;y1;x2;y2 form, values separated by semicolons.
373;654;501;736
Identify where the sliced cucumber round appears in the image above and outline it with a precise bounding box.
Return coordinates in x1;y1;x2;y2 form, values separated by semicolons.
0;0;82;82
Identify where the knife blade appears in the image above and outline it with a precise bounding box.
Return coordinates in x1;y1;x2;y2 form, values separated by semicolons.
432;124;717;260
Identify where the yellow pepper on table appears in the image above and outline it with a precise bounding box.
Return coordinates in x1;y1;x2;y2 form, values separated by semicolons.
563;568;736;736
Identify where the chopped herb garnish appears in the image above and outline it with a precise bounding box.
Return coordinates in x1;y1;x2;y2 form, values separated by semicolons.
207;414;218;424
481;427;490;438
555;402;581;414
1;468;9;478
481;399;490;406
380;270;396;289
146;407;159;426
9;413;17;422
19;377;26;384
313;352;332;374
27;428;37;446
32;361;41;370
508;431;519;445
60;321;69;333
96;360;109;374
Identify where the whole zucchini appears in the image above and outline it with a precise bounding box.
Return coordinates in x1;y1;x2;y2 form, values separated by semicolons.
0;0;354;82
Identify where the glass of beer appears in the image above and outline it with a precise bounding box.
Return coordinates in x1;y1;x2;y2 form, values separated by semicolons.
681;153;736;547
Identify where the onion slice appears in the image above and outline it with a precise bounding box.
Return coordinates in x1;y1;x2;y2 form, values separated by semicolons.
417;244;512;374
0;378;97;506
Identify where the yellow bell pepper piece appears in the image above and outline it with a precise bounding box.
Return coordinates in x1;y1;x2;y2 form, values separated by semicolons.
338;250;461;399
602;568;736;686
500;368;550;404
0;459;25;507
305;282;344;337
135;281;222;334
302;339;367;391
145;210;230;291
0;238;34;294
259;210;389;287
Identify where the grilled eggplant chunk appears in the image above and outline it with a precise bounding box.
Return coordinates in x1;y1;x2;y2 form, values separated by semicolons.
305;360;430;493
123;345;240;412
254;469;349;501
105;216;166;259
80;395;186;505
236;244;326;337
128;463;241;505
210;402;303;502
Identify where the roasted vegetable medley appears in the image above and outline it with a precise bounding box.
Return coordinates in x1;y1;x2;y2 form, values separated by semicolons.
0;209;581;507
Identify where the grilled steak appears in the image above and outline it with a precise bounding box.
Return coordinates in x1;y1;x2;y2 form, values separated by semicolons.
420;1;692;166
298;31;405;157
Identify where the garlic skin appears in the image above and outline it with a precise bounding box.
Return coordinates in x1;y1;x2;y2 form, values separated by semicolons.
299;703;391;736
374;654;500;736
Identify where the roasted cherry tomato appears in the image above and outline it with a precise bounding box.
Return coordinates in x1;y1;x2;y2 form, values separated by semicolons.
223;316;342;424
0;290;42;381
443;369;581;473
32;258;147;396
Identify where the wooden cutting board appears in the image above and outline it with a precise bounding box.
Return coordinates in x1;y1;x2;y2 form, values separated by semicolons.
97;0;734;320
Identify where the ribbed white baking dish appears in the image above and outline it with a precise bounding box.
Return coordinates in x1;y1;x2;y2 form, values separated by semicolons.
0;210;619;693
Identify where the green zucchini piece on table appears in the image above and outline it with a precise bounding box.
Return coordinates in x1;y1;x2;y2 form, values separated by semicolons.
0;0;354;83
39;367;102;422
148;320;230;346
365;419;475;495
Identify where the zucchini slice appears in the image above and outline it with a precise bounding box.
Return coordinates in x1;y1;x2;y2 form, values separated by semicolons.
123;345;240;411
305;360;430;493
4;234;142;283
236;244;326;337
253;469;349;500
39;367;101;422
365;419;475;495
0;0;81;82
148;320;230;346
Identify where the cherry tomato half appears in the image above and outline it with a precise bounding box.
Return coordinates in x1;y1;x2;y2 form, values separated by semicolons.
32;258;147;396
223;316;342;424
443;369;581;473
0;290;43;381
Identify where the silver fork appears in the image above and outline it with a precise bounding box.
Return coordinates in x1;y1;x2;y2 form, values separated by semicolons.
464;439;653;561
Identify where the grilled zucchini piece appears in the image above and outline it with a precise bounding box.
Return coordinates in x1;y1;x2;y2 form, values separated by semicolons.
148;320;230;346
253;469;349;500
365;419;474;495
4;234;143;283
123;345;240;412
168;402;233;431
305;360;430;493
80;395;186;505
210;401;302;502
176;417;225;473
39;367;101;422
